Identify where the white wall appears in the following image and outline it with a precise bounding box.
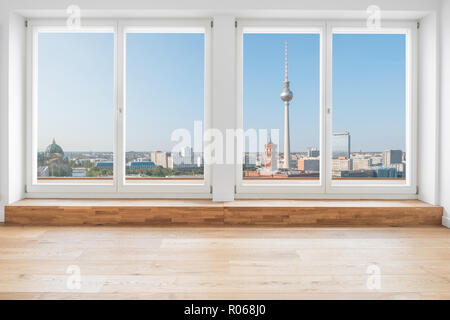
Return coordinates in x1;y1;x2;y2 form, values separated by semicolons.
211;16;236;201
0;0;445;223
418;13;439;205
0;4;8;222
440;0;450;227
8;13;27;207
3;0;442;13
0;11;26;222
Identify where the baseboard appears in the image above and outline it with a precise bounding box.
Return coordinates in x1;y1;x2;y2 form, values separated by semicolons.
4;199;444;226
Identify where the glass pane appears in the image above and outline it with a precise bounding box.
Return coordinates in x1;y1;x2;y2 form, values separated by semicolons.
332;34;406;181
243;33;321;180
125;33;205;181
37;33;114;181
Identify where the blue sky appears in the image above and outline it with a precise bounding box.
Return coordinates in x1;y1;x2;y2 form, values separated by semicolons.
243;33;320;152
38;32;405;153
125;33;204;152
38;33;114;152
332;34;406;153
244;33;406;153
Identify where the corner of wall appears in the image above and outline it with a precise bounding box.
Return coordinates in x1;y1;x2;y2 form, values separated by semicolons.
442;215;450;228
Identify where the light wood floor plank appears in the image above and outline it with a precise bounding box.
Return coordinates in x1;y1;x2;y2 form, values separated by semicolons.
0;225;448;299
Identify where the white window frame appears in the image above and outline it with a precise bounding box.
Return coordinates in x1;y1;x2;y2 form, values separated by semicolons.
326;20;417;195
26;18;212;197
26;19;118;194
235;19;327;196
26;17;417;199
235;19;417;198
117;19;212;195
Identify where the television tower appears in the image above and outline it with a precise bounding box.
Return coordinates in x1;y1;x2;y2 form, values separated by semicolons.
280;40;293;169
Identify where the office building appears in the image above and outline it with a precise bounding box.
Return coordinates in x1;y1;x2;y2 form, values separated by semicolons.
352;158;372;171
371;166;398;178
297;159;320;172
244;153;257;168
170;147;197;170
72;168;87;177
181;146;194;165
96;161;113;170
332;158;353;176
332;132;351;159
307;148;320;158
151;151;169;168
129;161;156;169
383;149;403;165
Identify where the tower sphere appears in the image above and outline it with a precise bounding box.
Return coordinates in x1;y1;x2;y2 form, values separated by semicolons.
280;82;293;102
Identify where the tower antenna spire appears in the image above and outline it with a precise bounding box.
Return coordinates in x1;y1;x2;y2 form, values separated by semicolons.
285;40;288;82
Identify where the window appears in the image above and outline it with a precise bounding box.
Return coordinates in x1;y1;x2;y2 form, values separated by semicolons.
331;33;407;182
27;20;211;195
236;23;325;195
27;19;416;197
236;21;416;196
124;29;206;184
327;22;416;194
29;23;116;191
242;32;321;181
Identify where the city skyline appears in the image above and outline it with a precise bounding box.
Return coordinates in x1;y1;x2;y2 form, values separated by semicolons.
37;134;405;179
37;141;404;155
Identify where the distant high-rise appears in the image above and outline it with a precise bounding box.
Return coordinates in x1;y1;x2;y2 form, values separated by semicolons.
150;151;169;168
181;146;194;165
280;41;293;169
383;149;403;166
244;153;257;168
170;146;196;170
332;132;351;159
308;148;320;158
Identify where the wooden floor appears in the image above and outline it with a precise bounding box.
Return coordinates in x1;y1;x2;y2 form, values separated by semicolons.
0;225;448;299
5;199;443;226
